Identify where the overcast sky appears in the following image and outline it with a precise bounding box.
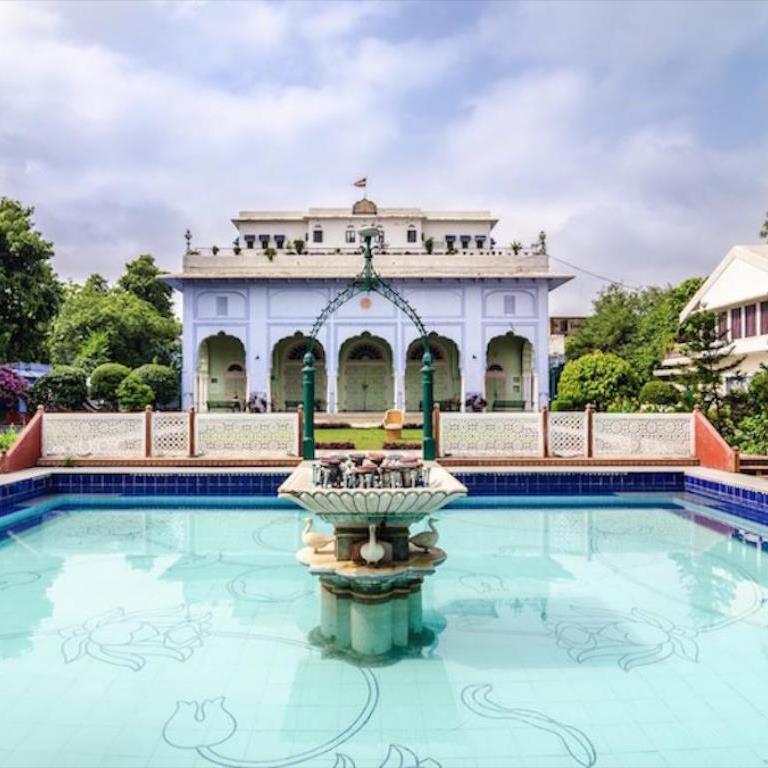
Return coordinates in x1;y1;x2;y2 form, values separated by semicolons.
1;0;767;314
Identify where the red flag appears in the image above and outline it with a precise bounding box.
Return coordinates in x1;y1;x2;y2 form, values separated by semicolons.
353;177;367;188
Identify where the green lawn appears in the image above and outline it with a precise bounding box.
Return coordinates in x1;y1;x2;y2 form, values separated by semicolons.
315;427;422;449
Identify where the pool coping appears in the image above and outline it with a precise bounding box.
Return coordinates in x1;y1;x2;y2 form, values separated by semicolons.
1;465;767;533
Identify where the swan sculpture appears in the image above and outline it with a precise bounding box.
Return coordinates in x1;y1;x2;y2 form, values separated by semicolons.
302;517;334;553
409;517;439;552
360;523;385;566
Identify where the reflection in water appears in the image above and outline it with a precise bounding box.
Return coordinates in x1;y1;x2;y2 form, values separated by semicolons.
0;499;767;767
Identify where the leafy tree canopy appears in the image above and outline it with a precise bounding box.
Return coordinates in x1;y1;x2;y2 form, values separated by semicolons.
673;311;744;433
566;278;703;382
117;254;174;318
49;275;180;370
0;198;62;363
557;351;638;410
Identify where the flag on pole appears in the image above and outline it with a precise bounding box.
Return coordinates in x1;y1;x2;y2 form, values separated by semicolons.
353;177;367;188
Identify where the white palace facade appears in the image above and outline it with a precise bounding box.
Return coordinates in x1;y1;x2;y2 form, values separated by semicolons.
165;198;572;413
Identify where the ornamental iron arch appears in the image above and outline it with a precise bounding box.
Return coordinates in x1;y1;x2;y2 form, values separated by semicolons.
301;227;436;459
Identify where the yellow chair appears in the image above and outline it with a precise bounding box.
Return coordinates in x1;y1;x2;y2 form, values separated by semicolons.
383;409;404;442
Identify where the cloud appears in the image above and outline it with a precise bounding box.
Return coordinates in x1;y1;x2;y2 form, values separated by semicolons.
0;0;766;318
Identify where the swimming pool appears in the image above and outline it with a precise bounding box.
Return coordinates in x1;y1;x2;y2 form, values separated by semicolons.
1;493;767;767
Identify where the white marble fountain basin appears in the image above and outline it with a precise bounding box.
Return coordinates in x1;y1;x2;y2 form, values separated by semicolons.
277;461;467;525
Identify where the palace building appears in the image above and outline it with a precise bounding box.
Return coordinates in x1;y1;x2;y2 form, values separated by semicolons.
164;198;573;413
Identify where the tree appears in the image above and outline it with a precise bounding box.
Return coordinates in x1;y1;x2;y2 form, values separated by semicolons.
117;254;174;318
49;279;180;370
0;198;62;362
760;210;768;241
29;366;88;410
116;377;154;411
128;363;178;407
557;351;638;410
566;278;703;382
673;311;744;432
90;363;131;407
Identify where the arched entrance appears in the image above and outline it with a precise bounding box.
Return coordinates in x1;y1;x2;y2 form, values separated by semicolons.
405;334;461;411
271;334;327;411
197;333;246;410
484;333;533;410
338;333;394;412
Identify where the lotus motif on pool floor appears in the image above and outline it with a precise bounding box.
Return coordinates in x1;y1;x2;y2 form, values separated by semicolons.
59;605;211;671
549;606;699;671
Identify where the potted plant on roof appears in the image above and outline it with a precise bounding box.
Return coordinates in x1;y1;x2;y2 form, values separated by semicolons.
265;246;277;262
424;237;434;255
293;239;305;254
233;237;241;255
212;245;219;255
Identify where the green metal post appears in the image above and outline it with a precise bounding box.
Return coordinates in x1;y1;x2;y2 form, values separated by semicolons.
421;347;435;460
302;351;316;460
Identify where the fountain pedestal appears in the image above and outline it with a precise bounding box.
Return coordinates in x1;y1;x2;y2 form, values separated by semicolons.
281;461;465;662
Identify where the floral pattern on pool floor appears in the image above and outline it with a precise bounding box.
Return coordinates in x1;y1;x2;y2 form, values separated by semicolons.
0;501;767;767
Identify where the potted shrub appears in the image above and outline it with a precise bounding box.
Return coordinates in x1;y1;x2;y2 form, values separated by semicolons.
424;237;434;255
293;239;305;255
212;245;220;255
265;246;277;262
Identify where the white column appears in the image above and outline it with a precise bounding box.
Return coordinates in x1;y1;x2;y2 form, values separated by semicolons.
326;324;337;414
181;287;196;409
463;285;486;408
535;284;550;408
250;285;270;409
394;325;405;410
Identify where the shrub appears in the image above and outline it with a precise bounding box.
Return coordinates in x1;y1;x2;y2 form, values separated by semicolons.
30;366;88;410
0;428;20;452
117;377;154;411
638;380;678;406
0;367;28;410
550;397;577;412
733;413;768;455
316;441;355;450
557;351;638;410
128;363;178;407
90;363;131;406
749;366;768;407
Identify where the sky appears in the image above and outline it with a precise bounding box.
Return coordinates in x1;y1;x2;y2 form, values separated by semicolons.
1;0;767;315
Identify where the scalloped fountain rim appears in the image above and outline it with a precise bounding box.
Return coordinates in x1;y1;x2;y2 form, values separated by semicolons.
278;461;467;524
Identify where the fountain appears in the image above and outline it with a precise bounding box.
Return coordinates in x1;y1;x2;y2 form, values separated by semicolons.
279;452;466;661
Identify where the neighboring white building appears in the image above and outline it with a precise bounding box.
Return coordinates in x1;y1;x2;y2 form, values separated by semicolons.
164;198;573;413
677;244;768;386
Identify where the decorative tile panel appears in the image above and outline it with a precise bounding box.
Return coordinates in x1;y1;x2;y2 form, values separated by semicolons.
153;412;188;457
42;413;145;457
549;412;586;457
593;414;693;458
440;413;543;457
196;414;298;456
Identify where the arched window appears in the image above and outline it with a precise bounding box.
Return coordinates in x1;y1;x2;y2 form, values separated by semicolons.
408;343;444;361
345;226;356;244
348;342;384;361
227;363;244;373
407;224;418;244
487;363;503;373
312;224;323;244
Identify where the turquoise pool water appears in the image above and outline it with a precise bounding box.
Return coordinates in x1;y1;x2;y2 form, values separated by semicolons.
1;496;767;767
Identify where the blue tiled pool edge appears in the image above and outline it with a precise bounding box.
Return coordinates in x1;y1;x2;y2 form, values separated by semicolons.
2;469;767;527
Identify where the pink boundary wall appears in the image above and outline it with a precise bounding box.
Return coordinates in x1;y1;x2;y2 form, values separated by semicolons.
693;408;740;473
0;406;43;474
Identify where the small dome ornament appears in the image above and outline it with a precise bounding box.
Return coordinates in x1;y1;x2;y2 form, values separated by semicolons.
352;198;377;215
